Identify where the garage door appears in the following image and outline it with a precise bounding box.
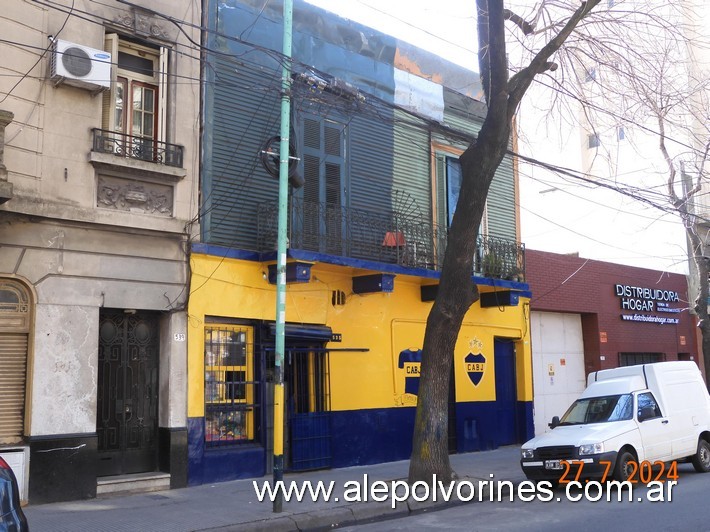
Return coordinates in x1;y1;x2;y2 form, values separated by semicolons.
531;311;586;436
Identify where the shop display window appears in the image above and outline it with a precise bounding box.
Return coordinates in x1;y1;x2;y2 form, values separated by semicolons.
204;326;255;445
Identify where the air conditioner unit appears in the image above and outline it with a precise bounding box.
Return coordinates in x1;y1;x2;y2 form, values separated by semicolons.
49;39;111;91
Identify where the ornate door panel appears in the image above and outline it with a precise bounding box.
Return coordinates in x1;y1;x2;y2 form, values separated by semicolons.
97;310;159;476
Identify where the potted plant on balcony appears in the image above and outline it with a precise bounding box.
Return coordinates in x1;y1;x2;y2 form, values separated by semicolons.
481;250;502;278
504;266;524;283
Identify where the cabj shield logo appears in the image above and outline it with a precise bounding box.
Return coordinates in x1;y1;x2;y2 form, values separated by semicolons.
465;352;486;386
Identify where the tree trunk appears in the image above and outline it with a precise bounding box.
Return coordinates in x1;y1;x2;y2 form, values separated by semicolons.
701;317;710;389
408;0;602;484
409;120;511;483
690;232;710;388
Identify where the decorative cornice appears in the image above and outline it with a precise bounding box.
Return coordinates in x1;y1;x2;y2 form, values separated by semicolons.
113;8;169;40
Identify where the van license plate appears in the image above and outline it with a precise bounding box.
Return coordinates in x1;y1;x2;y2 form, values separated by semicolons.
545;460;563;470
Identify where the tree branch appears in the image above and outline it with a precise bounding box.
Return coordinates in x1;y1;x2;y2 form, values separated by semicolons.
504;8;535;35
507;0;603;118
477;0;508;109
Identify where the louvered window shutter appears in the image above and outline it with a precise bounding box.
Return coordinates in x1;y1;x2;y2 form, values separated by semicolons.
299;115;346;253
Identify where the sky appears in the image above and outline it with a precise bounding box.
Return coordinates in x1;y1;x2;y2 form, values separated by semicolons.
304;0;690;275
305;0;479;70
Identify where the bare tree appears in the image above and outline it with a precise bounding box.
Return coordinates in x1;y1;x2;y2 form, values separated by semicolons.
519;1;710;384
408;0;603;484
602;2;710;384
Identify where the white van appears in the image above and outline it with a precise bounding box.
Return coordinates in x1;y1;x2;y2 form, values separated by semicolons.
520;361;710;482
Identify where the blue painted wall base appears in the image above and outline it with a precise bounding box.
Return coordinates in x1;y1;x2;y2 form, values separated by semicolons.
187;402;533;485
187;417;265;486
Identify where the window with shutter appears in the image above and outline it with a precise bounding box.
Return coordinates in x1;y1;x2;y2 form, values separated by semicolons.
298;115;347;254
0;280;31;445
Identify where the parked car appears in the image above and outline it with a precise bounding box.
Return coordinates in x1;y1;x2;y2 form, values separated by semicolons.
0;455;28;532
520;361;710;483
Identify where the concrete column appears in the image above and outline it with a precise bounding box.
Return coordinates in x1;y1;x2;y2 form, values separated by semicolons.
0;109;14;204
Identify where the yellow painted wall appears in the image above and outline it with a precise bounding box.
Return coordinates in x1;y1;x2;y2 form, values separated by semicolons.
188;253;532;417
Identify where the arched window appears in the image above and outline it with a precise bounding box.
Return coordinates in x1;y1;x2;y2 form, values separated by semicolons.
0;279;31;444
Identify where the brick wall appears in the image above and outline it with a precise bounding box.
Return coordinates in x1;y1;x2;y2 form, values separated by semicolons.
525;249;698;372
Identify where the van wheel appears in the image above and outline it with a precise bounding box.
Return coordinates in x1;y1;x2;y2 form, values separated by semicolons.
613;450;635;481
692;439;710;472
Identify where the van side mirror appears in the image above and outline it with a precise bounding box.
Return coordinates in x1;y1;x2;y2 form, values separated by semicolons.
549;415;560;429
638;406;656;422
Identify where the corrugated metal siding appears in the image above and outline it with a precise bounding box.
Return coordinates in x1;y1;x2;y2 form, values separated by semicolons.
204;5;516;251
392;110;431;218
349;113;394;213
204;56;282;249
0;334;27;444
439;107;517;241
430;146;516;241
443;113;481;138
486;154;517;241
350;110;431;217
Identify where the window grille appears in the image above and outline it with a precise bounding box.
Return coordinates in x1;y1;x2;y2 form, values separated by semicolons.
204;325;259;446
619;352;665;367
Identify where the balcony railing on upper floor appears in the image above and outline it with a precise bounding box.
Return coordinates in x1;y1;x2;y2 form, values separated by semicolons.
256;198;525;282
91;128;184;168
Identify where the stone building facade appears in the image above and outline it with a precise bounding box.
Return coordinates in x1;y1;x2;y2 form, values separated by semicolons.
0;0;200;503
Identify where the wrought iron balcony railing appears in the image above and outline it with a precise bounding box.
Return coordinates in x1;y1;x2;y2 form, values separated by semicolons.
91;128;184;168
473;234;526;282
256;198;525;281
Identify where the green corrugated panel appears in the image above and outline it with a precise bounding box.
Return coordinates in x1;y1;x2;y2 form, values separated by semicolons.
351;108;433;222
486;154;517;241
440;91;517;241
442;88;485;138
391;110;431;218
205;57;282;249
443;112;482;138
430;139;517;242
204;59;516;252
349;113;395;213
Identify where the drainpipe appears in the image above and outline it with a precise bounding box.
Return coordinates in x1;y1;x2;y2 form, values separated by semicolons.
273;0;293;514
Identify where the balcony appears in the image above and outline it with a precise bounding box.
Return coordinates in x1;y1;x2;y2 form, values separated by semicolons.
91;128;184;168
256;198;525;281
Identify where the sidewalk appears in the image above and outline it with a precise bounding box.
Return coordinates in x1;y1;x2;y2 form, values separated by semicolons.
24;446;524;532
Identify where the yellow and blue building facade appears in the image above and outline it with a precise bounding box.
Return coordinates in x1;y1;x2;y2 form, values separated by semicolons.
187;248;533;483
189;0;534;484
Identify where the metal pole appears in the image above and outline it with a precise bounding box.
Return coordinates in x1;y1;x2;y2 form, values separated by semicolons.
273;0;293;514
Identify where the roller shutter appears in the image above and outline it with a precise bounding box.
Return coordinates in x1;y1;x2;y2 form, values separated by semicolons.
0;334;27;444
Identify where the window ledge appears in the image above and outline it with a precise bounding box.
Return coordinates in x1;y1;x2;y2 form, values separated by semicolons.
0;179;13;205
89;151;186;182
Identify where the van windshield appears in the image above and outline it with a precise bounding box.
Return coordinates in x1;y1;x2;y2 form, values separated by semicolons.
559;394;634;425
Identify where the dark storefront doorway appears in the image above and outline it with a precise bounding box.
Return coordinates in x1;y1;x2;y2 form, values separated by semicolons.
97;310;159;476
286;345;332;471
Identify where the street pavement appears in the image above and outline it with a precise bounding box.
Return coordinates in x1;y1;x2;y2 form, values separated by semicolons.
24;445;525;531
